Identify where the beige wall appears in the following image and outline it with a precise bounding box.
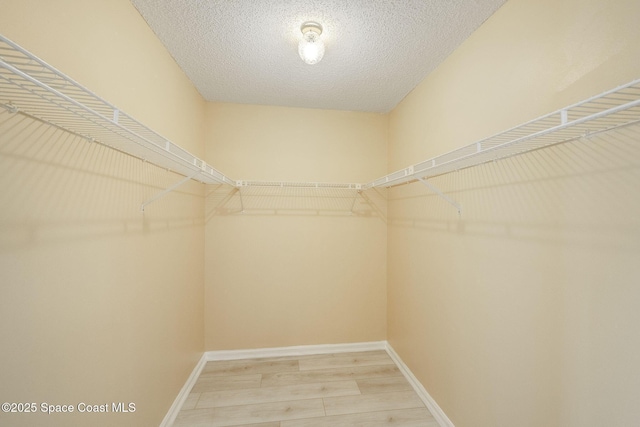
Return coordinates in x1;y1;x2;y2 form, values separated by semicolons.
204;103;387;350
0;1;205;426
387;0;640;426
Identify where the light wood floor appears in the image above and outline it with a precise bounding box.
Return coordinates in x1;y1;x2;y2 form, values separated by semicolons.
173;350;438;426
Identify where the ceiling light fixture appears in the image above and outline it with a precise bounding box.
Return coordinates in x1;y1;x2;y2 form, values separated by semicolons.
298;21;325;65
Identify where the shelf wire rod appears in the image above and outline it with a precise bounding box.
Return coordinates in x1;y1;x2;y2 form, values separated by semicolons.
417;177;461;215
141;170;201;212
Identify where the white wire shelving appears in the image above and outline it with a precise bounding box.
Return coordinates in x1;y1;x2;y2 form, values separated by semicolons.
365;79;640;190
0;34;235;188
230;184;371;217
0;34;363;198
236;181;361;189
2;34;639;213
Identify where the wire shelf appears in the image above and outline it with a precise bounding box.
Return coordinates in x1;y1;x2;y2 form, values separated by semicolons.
0;34;235;186
237;180;361;190
2;34;639;201
365;79;640;189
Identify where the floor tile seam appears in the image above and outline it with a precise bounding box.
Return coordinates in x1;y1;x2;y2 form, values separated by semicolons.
374;406;439;421
200;378;360;393
192;386;263;394
323;403;436;419
197;395;328;412
279;412;328;426
193;392;203;411
279;406;437;425
360;388;427;399
183;401;323;427
283;362;400;373
351;382;415;395
323;388;423;398
199;371;292;378
194;387;362;410
192;386;266;395
297;362;397;372
258;375;400;389
323;390;426;412
264;370;400;377
259;372;403;388
353;377;363;397
257;377;364;387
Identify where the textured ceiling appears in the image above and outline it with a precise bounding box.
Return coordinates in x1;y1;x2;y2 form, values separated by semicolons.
130;0;506;113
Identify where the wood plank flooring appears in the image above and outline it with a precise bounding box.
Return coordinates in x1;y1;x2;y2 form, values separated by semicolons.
173;350;438;426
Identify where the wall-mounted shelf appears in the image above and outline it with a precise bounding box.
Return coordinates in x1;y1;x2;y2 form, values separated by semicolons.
0;35;235;187
2;34;639;212
0;35;365;197
223;183;374;217
365;79;640;189
236;181;361;190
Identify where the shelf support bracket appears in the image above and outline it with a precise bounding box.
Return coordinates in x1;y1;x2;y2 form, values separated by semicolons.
238;187;245;213
349;190;361;215
141;170;201;212
358;189;387;222
416;177;461;215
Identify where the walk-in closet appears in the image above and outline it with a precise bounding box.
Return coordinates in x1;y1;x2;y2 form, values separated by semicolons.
1;1;639;426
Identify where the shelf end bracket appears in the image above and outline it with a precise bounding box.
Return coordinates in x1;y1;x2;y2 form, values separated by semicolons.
416;177;462;215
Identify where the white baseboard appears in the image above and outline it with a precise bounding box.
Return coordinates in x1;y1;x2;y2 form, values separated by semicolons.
159;353;207;427
163;341;453;427
205;341;387;361
385;343;455;427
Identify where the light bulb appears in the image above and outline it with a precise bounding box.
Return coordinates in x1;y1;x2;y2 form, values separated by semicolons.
298;22;325;65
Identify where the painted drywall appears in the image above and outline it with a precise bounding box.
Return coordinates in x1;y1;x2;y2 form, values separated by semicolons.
0;1;205;426
204;103;388;350
386;0;640;426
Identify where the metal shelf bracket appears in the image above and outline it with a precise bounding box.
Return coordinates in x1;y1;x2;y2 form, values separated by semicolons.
358;189;387;222
417;177;461;215
141;170;201;212
349;190;362;215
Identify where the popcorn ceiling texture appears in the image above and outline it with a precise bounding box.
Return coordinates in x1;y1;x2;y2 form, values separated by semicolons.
130;0;505;113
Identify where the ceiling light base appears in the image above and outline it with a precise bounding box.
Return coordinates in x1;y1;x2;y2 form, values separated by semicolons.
300;21;323;36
